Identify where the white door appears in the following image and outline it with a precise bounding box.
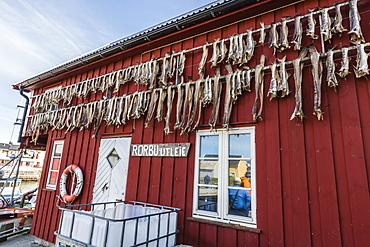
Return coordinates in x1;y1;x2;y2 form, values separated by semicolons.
92;137;131;204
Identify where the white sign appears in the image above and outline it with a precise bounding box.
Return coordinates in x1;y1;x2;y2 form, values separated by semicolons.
130;143;190;157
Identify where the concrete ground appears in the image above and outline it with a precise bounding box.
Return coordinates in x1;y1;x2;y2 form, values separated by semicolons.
0;232;39;247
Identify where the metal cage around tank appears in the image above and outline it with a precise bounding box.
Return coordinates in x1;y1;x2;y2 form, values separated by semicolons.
55;201;181;247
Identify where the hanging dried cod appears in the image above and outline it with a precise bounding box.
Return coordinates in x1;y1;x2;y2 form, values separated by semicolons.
228;35;238;64
228;33;247;65
173;51;186;85
93;100;108;138
149;58;160;89
121;95;132;125
277;56;290;98
180;83;195;135
320;8;332;42
178;82;193;133
241;69;252;92
235;70;243;97
252;55;266;121
131;91;149;120
326;50;338;91
166;52;176;83
174;83;185;130
245;28;256;63
307;45;324;121
155;88;167;122
290;48;309;121
183;82;195;134
218;39;228;63
222;64;234;128
338;47;350;78
268;23;279;54
291;15;303;50
259;22;266;45
159;52;171;87
348;0;365;44
209;39;220;67
331;3;347;34
114;97;124;126
278;17;290;52
208;68;222;131
164;86;176;134
354;43;370;78
191;78;204;131
198;44;209;74
144;89;159;127
202;76;213;106
267;62;280;100
306;9;318;40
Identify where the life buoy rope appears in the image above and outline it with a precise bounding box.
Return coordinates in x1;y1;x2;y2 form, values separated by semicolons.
59;164;83;204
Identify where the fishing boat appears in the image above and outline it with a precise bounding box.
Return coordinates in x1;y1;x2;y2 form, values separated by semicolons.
0;178;22;203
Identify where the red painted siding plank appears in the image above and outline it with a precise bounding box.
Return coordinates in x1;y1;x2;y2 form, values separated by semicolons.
217;227;237;247
198;223;217;247
237;230;259;247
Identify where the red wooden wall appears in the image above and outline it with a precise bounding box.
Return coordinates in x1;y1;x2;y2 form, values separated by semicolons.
27;0;369;246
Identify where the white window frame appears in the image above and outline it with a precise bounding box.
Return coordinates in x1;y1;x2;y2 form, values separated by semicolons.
46;140;64;189
192;127;256;228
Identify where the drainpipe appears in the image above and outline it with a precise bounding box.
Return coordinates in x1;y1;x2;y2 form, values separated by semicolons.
17;87;29;143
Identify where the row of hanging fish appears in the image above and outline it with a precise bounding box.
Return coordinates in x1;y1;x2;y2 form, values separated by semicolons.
208;0;363;60
272;0;364;50
32;52;186;113
27;64;255;143
27;41;370;144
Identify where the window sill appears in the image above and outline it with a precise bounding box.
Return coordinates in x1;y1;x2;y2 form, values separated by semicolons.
187;217;262;233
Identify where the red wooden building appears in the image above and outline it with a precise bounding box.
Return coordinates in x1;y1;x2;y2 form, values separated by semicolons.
13;0;370;246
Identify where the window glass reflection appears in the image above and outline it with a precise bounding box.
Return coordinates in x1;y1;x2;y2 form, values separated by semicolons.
198;186;218;212
228;187;251;217
200;136;218;158
229;134;250;158
54;144;63;156
199;160;218;185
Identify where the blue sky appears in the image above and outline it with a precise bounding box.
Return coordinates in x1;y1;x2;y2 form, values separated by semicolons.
0;0;212;144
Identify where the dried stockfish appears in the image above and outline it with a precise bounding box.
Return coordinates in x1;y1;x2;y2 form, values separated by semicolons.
267;62;280;100
252;55;265;121
348;0;365;44
331;3;347;34
307;45;324;120
326;50;338;91
338;47;350;78
354;43;370;78
290;48;309;121
291;15;303;50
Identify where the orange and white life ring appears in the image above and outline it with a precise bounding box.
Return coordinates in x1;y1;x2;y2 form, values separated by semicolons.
59;164;83;204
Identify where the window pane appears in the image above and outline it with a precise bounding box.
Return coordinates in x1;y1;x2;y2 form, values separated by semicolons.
198;186;218;212
49;171;58;185
199;160;218;185
54;144;63;156
51;158;61;170
200;135;218;158
228;187;251;217
228;160;250;186
107;149;120;168
229;134;250;158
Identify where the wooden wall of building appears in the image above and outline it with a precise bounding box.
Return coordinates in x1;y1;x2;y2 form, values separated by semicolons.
29;0;369;246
